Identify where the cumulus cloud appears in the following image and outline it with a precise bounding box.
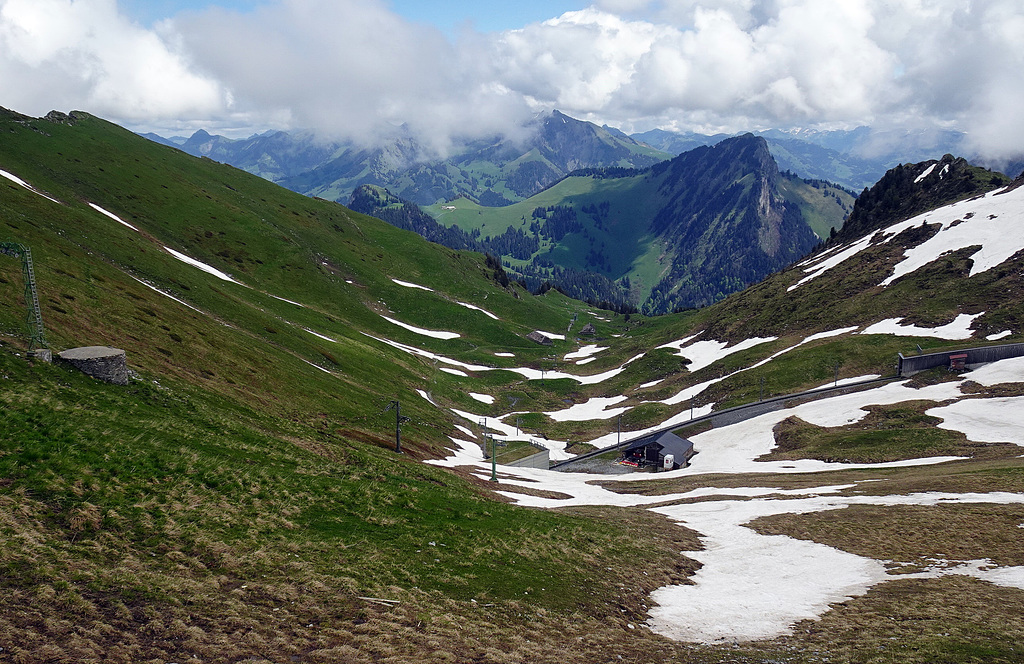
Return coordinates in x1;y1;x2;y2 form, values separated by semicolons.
168;0;535;151
0;0;223;124
0;0;1022;160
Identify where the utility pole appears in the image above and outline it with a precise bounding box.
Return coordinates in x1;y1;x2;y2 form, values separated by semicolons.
384;400;409;453
490;434;498;482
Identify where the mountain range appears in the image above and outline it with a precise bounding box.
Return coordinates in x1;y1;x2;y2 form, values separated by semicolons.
152;110;1020;204
393;133;856;314
3;105;1024;663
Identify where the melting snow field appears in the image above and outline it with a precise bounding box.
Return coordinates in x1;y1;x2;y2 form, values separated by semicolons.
860;313;982;340
658;335;777;372
790;184;1024;292
428;356;1024;643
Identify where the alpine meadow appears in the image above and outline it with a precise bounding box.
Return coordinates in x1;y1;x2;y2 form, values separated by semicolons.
3;3;1024;662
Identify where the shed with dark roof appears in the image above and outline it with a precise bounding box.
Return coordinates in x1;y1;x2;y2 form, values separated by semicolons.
526;330;554;345
619;431;695;470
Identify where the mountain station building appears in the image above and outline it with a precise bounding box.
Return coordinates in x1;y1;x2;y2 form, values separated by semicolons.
618;431;696;471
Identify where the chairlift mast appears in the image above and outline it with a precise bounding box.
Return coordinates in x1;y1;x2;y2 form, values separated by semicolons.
1;241;47;352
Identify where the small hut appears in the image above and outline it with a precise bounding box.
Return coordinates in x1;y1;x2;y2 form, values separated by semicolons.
579;322;596;336
619;431;695;471
526;331;554;346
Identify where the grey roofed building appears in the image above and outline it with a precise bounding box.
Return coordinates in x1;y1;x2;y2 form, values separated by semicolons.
526;330;554;345
580;322;596;335
619;431;695;470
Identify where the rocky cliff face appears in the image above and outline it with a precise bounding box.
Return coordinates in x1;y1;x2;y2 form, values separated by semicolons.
644;134;817;312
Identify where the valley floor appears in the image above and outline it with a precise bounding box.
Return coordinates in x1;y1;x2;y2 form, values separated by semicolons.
429;356;1024;656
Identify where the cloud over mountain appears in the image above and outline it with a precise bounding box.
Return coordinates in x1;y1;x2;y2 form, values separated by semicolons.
1;0;1021;161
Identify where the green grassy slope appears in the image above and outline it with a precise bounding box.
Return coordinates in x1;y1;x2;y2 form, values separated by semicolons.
0;110;620;455
4;108;1024;663
0;109;709;662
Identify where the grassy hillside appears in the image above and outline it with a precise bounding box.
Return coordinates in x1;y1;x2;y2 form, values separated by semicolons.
0;108;714;662
0;109;624;455
4;108;1024;663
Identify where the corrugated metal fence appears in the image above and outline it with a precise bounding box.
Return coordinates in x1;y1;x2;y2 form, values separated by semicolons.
898;343;1024;376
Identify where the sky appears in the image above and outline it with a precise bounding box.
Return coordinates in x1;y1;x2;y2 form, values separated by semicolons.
1;0;1022;161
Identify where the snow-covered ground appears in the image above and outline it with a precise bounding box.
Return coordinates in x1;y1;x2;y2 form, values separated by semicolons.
563;344;609;361
455;300;499;319
428;356;1024;643
860;313;983;340
790;184;1024;292
544;395;629;422
658;336;778;372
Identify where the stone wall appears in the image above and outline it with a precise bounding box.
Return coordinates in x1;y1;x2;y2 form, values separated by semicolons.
56;346;129;385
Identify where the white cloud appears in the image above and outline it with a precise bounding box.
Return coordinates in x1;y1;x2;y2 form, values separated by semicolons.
0;0;1022;160
168;0;535;150
0;0;223;122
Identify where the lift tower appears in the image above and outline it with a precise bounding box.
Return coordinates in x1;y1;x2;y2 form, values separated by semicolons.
1;241;49;357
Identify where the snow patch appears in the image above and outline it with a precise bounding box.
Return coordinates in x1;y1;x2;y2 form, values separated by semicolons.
928;396;1024;446
987;330;1013;341
455;300;499;319
269;293;304;307
380;315;460;340
790;185;1024;292
440;367;469;377
164;246;243;284
913;163;936;183
303;328;335;342
533;330;566;341
962;356;1024;386
128;275;203;313
545;395;629;422
0;168;61;204
391;278;433;291
89;203;139;231
469;392;495;404
647;491;1024;643
859;313;982;339
658;336;777;373
563;345;609;361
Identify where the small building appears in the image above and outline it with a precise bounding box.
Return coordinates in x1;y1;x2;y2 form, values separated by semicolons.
526;330;554;346
949;353;968;371
619;431;695;471
579;322;596;336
